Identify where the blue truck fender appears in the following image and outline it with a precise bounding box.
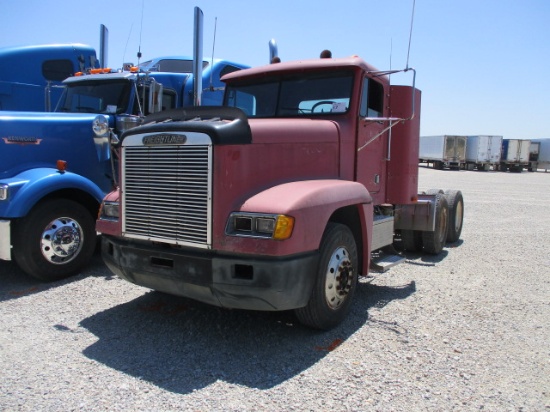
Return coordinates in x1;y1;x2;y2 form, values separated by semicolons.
1;167;106;218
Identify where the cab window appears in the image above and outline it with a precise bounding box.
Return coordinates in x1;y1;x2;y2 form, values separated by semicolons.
225;71;353;118
360;77;384;117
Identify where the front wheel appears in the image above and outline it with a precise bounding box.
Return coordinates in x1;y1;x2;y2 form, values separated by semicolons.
13;199;97;281
295;223;358;330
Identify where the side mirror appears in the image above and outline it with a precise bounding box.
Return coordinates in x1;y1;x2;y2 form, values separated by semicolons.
148;79;163;113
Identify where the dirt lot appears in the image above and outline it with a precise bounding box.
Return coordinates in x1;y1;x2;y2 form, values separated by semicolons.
1;167;549;411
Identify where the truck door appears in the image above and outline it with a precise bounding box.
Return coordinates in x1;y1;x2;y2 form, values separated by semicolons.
356;77;387;199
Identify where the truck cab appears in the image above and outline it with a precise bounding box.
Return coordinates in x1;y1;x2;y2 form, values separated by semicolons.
0;43;98;112
97;55;463;329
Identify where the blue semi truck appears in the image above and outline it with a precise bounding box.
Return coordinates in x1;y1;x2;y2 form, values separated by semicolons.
0;43;100;112
0;9;248;280
0;57;247;281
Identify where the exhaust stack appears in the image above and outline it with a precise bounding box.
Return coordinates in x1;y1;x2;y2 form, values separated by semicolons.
269;39;278;63
99;24;109;68
193;7;204;106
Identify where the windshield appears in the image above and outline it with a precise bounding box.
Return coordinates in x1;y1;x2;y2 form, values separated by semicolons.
224;71;353;118
59;79;132;114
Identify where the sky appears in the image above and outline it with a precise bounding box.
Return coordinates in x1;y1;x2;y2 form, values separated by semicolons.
1;0;549;139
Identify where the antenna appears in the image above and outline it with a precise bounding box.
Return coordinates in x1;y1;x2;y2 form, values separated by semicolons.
137;0;145;65
389;38;393;80
210;17;217;90
123;23;133;66
405;0;416;70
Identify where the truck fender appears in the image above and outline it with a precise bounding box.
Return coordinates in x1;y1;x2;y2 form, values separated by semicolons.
1;167;106;218
237;179;373;257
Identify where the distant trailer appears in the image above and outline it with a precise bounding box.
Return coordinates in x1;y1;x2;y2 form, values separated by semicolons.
499;139;531;172
419;135;467;170
528;139;550;172
465;135;503;171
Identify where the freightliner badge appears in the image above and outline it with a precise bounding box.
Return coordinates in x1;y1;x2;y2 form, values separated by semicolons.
143;134;187;145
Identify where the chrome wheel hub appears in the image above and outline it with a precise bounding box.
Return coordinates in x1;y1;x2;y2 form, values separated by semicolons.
324;247;353;310
41;217;83;264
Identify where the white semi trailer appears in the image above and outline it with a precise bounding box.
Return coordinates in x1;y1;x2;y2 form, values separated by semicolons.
499;139;531;172
419;135;467;170
528;139;550;172
465;135;503;171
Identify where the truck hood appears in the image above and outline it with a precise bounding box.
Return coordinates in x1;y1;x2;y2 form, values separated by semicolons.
0;111;113;181
248;118;340;144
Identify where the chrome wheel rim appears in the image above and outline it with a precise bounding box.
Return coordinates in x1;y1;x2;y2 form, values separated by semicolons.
40;217;83;264
324;247;353;310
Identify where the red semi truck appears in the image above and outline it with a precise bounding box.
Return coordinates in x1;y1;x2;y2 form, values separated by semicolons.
96;54;464;329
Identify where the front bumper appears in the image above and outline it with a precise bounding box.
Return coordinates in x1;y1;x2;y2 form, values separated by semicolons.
0;220;11;261
101;236;319;311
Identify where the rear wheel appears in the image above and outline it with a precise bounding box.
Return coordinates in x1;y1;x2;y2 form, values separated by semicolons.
13;199;97;281
401;230;423;252
422;194;449;254
295;223;358;330
424;188;444;195
444;190;464;243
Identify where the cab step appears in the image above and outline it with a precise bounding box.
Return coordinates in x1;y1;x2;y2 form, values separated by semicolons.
370;252;406;273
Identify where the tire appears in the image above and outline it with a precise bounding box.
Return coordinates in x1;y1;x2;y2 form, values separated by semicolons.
424;188;444;195
13;199;97;281
444;190;464;243
401;230;423;252
422;194;449;254
433;161;443;170
295;223;358;330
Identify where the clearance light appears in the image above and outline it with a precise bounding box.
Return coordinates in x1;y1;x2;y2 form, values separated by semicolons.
74;72;83;76
56;160;67;172
89;68;112;74
130;66;139;73
226;212;295;240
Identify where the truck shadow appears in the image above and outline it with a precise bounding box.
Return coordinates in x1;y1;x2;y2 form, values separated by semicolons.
78;279;415;394
0;253;106;303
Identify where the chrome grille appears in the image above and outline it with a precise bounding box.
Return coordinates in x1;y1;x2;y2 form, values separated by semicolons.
122;141;212;248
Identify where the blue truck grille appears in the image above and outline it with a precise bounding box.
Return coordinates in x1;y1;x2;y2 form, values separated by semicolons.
122;144;212;248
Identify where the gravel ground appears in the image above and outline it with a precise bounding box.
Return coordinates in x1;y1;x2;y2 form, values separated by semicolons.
1;167;549;411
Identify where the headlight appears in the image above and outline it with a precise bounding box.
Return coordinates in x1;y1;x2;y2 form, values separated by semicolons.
93;115;109;136
226;212;294;240
100;201;119;219
0;184;8;200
